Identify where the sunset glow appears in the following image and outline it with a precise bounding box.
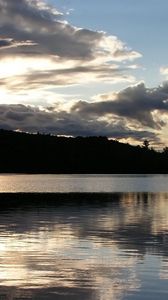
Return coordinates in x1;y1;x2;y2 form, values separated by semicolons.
0;0;168;147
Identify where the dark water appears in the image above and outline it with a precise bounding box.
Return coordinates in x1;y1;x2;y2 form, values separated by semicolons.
0;192;168;299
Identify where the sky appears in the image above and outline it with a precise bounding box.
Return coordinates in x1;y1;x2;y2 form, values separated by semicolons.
0;0;168;148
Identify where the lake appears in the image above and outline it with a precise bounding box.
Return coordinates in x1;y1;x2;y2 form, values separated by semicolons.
0;175;168;299
0;173;168;192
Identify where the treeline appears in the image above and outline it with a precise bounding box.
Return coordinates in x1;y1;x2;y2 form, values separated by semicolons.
0;129;168;173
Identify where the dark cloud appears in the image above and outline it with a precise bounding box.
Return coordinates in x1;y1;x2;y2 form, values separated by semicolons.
0;0;96;59
0;38;13;48
0;37;36;50
0;0;105;59
0;0;141;92
0;104;159;144
0;0;140;61
0;1;164;146
71;82;168;129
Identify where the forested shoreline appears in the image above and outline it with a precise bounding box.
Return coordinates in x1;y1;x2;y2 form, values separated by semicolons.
0;129;167;173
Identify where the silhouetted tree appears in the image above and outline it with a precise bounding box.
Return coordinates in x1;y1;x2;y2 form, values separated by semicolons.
163;147;168;154
143;139;150;149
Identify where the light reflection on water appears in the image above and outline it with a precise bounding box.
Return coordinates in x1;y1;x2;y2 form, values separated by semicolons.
0;193;168;299
0;174;168;192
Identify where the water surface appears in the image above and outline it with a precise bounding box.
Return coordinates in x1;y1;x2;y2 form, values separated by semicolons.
0;175;168;299
0;174;168;192
0;192;168;299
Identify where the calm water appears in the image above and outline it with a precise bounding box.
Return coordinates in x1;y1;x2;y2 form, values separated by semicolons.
0;175;168;299
0;174;168;192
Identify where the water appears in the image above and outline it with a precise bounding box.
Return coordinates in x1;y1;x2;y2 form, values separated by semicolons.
0;175;168;299
0;174;168;192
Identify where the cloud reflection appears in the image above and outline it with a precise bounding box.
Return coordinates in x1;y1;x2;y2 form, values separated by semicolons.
0;192;168;299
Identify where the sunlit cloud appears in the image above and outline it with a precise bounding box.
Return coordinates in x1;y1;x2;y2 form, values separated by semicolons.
0;103;159;147
160;66;168;77
0;0;168;146
0;0;141;96
72;82;168;130
1;80;168;146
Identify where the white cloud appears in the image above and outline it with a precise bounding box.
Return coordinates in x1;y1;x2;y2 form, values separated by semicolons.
160;66;168;77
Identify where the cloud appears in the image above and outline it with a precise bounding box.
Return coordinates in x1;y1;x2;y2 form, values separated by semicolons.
0;0;140;61
0;38;36;50
0;104;159;145
160;67;168;77
0;65;135;93
71;82;168;129
0;81;168;146
0;0;141;90
0;0;165;146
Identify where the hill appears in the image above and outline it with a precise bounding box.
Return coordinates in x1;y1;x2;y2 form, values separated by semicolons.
0;129;167;173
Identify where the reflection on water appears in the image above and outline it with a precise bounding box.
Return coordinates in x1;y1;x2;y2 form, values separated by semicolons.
0;174;168;192
0;193;168;299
